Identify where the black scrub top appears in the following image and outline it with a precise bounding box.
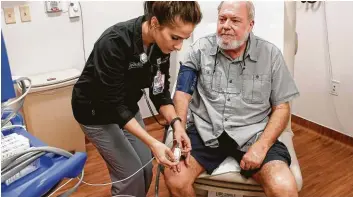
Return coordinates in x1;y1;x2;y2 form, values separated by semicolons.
72;15;173;128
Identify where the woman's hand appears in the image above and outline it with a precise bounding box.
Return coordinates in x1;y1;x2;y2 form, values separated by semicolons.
149;141;178;168
172;127;192;173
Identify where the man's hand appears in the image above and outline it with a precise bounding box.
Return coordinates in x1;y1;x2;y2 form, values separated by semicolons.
240;141;270;171
171;123;192;173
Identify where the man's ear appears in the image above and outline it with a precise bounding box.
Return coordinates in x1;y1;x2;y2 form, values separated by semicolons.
248;20;255;32
150;16;160;29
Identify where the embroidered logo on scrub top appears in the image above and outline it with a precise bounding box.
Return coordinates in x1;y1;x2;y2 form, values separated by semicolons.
159;56;169;64
128;62;143;70
128;53;148;70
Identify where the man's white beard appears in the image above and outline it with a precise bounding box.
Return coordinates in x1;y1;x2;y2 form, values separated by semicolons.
217;31;250;50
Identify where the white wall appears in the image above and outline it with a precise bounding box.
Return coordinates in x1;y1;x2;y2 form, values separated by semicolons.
1;1;145;76
293;2;353;137
174;1;286;90
1;1;86;76
1;1;162;118
194;1;285;51
1;1;304;122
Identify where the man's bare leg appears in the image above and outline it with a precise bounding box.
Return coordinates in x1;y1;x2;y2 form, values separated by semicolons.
164;156;205;197
252;160;298;197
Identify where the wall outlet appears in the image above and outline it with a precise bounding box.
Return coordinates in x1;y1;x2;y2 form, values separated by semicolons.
19;5;31;22
68;2;80;18
3;7;16;24
330;80;340;96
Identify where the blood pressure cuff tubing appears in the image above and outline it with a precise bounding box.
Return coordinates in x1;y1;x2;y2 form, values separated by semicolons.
176;65;198;95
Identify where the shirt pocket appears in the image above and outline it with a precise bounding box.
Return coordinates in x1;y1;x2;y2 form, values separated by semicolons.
242;74;271;104
200;67;221;99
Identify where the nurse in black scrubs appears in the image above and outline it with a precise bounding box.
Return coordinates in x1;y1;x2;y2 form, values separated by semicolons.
71;1;202;196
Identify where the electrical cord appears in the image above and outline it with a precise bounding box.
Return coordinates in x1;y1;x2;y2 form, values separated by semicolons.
45;170;84;197
78;139;178;186
1;77;31;109
323;2;333;82
323;1;345;130
0;76;85;196
45;139;179;197
47;178;74;197
142;89;168;127
1;147;73;171
1;79;27;127
1;77;31;129
80;157;155;186
78;1;87;63
1;146;84;197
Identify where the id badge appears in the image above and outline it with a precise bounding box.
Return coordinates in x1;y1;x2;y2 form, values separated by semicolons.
153;70;165;95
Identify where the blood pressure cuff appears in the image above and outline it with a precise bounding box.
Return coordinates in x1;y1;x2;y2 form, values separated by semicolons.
176;65;198;95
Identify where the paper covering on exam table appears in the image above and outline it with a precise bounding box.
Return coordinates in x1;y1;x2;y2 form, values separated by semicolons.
211;157;241;175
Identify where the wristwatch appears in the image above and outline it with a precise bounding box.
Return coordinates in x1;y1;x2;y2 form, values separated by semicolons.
170;117;182;129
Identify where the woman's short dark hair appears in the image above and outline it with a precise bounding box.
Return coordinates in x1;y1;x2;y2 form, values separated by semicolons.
144;1;202;27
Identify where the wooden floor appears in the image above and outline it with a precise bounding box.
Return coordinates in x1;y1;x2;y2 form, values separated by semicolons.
54;118;353;197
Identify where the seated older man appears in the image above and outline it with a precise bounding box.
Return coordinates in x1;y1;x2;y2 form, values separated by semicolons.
164;1;300;197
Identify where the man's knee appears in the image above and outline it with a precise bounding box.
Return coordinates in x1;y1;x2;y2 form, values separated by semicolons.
165;171;192;190
165;170;195;197
269;174;298;197
164;164;200;196
256;160;298;197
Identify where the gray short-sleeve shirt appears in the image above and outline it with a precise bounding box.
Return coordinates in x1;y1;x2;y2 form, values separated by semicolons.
183;32;299;148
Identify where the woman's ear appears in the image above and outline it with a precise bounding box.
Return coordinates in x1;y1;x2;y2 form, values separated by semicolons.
150;16;160;29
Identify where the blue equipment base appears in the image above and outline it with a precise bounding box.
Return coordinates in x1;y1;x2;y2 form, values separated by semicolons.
1;113;87;197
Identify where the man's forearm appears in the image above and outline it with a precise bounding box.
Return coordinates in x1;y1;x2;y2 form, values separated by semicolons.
173;91;192;128
258;102;291;148
159;103;185;132
159;104;179;124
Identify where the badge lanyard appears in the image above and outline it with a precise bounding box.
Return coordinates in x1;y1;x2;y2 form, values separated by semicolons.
152;58;165;95
141;44;168;127
144;44;165;95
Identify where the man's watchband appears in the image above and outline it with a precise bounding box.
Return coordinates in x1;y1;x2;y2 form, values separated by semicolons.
170;117;182;129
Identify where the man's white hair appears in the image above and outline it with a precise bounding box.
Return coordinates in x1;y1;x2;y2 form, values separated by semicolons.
217;1;255;22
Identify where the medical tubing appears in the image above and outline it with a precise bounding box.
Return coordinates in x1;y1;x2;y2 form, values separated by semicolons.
80;157;155;186
58;170;84;197
1;152;46;183
47;178;73;197
1;77;31;109
2;151;43;173
1;125;27;133
1;79;27;127
1;147;73;170
79;139;177;186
